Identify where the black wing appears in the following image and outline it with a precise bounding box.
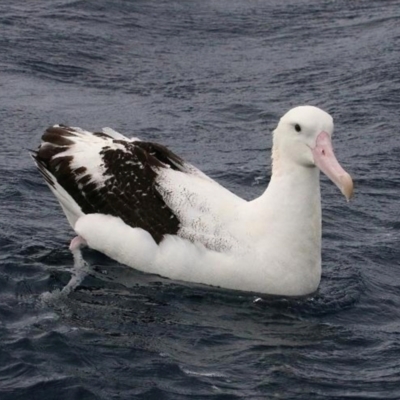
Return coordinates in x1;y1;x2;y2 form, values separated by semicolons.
32;125;191;243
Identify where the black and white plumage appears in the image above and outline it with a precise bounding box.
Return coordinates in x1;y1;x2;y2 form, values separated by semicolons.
32;106;353;296
33;125;185;243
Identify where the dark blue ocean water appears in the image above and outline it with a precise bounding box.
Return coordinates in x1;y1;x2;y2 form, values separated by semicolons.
1;1;400;399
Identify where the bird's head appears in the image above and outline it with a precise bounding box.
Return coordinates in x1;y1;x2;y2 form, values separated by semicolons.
273;105;353;201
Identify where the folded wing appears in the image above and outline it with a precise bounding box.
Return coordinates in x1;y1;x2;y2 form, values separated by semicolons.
32;125;244;247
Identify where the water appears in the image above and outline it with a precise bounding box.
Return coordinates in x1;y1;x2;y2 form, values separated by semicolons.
1;0;400;398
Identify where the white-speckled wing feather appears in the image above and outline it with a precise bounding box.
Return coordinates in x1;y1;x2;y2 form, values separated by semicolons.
156;167;246;251
34;124;246;250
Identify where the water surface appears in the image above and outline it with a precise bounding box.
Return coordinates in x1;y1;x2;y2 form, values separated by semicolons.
1;1;400;399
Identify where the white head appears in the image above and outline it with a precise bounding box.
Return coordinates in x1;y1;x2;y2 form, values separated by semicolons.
273;105;353;200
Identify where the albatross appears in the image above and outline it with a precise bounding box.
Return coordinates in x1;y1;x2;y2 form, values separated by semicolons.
32;105;353;296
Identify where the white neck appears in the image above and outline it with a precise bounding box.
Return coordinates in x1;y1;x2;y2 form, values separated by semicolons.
244;146;322;295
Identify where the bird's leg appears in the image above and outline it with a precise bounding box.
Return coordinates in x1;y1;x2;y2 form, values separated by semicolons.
69;235;88;270
69;235;87;252
60;235;89;295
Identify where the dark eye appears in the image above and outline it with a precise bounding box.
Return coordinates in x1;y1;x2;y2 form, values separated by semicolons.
294;124;301;132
